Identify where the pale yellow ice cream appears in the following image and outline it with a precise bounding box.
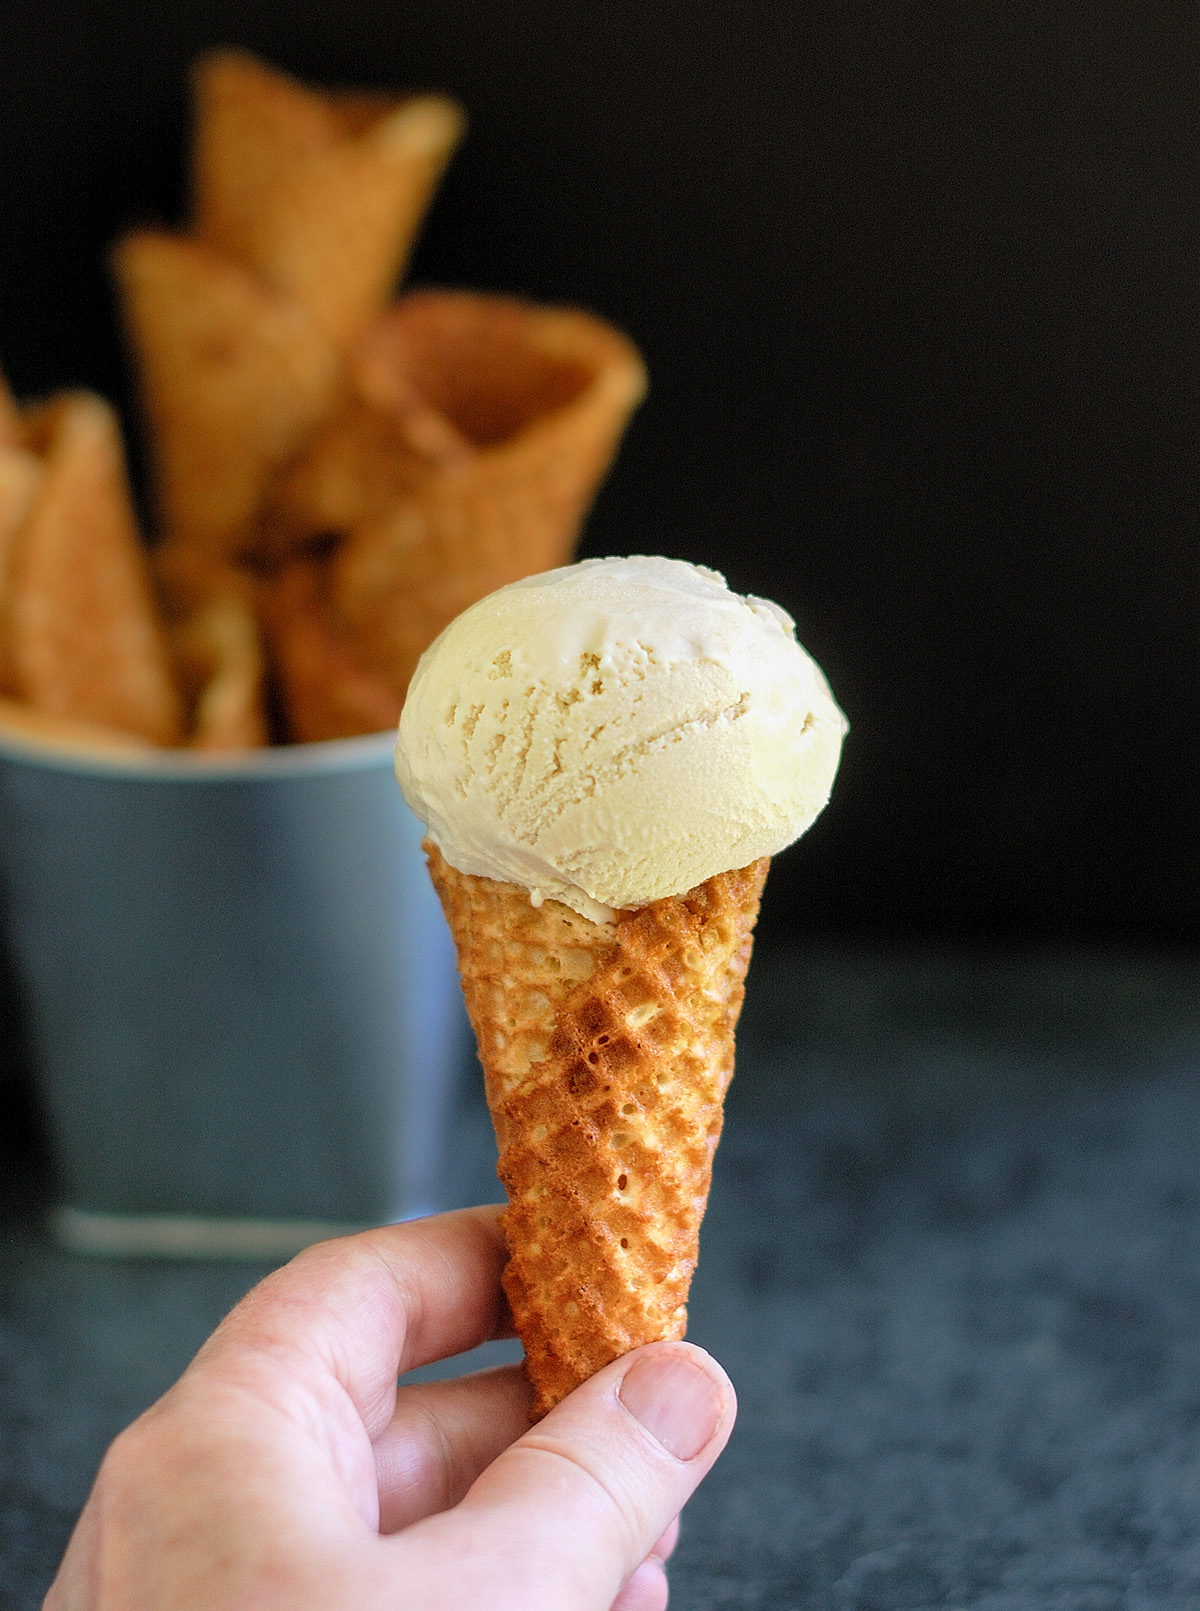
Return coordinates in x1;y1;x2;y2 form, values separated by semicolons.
395;555;847;922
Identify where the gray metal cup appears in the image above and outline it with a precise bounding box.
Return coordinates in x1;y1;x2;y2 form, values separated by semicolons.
0;729;469;1258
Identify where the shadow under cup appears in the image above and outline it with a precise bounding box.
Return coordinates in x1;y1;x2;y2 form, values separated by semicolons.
0;729;469;1258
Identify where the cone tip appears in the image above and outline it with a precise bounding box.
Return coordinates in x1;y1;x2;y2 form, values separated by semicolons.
374;95;467;157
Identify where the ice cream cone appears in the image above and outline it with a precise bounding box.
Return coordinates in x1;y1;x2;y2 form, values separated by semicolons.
112;229;342;561
426;843;769;1419
192;49;465;348
259;556;403;743
328;290;647;701
7;393;184;744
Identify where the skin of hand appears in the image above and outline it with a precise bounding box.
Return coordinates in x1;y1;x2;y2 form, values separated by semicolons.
44;1206;736;1611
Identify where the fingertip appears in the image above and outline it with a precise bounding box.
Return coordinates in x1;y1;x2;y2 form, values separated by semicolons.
615;1342;736;1464
416;1340;734;1611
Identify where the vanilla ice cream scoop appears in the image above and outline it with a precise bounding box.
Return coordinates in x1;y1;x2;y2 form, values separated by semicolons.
395;555;847;921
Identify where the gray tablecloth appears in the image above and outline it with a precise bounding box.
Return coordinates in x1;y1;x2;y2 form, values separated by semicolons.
5;946;1200;1610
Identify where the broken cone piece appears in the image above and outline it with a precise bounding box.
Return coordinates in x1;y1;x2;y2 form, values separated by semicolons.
258;393;433;561
0;695;156;758
0;369;21;446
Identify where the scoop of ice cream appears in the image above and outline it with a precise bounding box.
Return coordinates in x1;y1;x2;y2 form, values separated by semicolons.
395;555;847;921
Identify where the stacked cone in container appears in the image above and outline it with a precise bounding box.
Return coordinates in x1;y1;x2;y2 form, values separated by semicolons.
0;50;646;752
396;557;848;1416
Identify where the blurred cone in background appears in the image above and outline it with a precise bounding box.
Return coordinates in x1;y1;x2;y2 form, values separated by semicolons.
153;545;270;750
112;231;343;563
105;50;645;748
325;290;648;703
4;392;184;745
259;558;403;744
0;373;42;693
191;50;466;349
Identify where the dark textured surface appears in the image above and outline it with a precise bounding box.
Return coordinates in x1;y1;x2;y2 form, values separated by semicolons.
6;945;1200;1608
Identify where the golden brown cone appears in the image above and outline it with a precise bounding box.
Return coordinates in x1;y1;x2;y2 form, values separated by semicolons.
327;290;647;700
259;557;403;743
0;370;42;692
192;50;465;348
154;543;270;749
425;843;768;1419
0;369;20;445
0;447;43;693
7;393;184;744
112;230;342;561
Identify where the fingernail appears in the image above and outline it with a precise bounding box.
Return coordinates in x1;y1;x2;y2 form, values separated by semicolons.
619;1348;724;1461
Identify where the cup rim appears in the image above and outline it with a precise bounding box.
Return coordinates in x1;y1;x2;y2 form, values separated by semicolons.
0;725;399;783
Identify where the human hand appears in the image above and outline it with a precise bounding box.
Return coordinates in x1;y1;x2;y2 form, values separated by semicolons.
45;1206;736;1610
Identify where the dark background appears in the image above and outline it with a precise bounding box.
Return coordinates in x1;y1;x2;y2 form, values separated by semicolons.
1;0;1198;947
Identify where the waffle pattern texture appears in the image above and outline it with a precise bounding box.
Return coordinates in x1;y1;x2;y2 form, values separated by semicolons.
427;843;768;1417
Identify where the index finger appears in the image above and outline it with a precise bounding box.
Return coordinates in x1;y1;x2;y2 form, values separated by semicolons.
194;1206;514;1438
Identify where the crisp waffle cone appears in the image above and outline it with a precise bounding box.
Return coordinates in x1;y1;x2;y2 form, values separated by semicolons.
328;290;647;700
112;230;342;560
192;50;465;348
426;843;768;1419
8;393;184;744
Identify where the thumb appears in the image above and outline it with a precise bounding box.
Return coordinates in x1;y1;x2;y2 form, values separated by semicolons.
395;1341;736;1611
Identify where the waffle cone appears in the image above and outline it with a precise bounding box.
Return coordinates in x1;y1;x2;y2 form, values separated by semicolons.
112;230;342;560
192;50;465;348
7;394;184;744
328;290;647;700
426;843;768;1419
